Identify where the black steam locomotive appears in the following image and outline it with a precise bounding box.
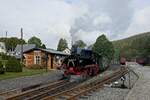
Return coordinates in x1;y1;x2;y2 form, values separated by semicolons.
60;46;109;79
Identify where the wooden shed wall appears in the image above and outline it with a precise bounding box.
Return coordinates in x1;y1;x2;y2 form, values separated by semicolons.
24;50;57;69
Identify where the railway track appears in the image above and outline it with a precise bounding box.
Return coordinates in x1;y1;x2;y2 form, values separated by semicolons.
0;89;21;97
24;81;78;100
0;82;45;97
2;66;129;100
4;80;70;100
43;67;129;100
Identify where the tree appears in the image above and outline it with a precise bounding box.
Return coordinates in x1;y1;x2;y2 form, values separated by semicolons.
57;38;68;51
74;40;87;48
93;34;114;69
139;36;150;57
113;32;150;60
41;44;46;49
0;37;26;51
93;34;114;59
28;36;42;48
114;48;121;63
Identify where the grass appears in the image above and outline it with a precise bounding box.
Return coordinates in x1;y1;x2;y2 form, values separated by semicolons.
0;67;50;80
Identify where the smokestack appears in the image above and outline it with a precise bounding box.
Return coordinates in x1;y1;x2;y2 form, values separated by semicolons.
71;36;74;47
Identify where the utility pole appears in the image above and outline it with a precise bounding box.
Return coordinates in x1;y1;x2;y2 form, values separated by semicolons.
21;28;23;63
5;31;7;38
5;31;7;54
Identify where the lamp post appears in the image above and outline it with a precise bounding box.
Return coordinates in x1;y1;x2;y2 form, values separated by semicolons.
21;28;23;63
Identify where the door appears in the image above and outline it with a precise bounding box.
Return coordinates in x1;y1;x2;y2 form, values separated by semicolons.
51;56;53;69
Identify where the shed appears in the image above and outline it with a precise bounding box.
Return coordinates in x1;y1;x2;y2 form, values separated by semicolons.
23;48;69;69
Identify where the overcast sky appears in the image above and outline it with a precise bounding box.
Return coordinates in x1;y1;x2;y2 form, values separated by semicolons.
0;0;150;49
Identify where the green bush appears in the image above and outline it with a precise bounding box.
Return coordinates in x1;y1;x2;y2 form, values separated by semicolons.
0;54;23;72
0;61;5;74
0;53;9;60
5;57;23;72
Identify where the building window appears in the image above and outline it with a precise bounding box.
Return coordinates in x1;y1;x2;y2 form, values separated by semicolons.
34;50;41;65
35;56;41;64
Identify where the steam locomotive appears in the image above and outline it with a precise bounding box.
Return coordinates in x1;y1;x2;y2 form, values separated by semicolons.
60;46;109;80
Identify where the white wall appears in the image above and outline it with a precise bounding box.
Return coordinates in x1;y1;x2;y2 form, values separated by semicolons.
0;42;6;53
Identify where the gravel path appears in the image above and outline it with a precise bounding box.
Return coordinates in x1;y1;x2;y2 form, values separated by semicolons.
0;70;63;93
125;62;150;100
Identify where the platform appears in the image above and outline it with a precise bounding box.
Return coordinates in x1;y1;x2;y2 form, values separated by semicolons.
125;62;150;100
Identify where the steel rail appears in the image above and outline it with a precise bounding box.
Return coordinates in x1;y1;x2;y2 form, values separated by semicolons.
25;81;78;100
43;67;128;100
0;89;21;97
5;80;67;100
0;83;44;97
67;69;128;100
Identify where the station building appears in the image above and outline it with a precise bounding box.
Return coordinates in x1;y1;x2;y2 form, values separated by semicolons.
23;48;69;70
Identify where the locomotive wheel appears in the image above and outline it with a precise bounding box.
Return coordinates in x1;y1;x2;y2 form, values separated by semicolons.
82;70;88;80
87;68;94;76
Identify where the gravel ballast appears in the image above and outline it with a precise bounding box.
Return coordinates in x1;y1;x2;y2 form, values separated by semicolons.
0;70;63;93
80;87;129;100
80;63;139;100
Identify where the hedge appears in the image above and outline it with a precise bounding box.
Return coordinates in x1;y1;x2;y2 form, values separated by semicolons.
5;58;23;72
0;54;23;72
0;53;9;60
0;61;5;74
